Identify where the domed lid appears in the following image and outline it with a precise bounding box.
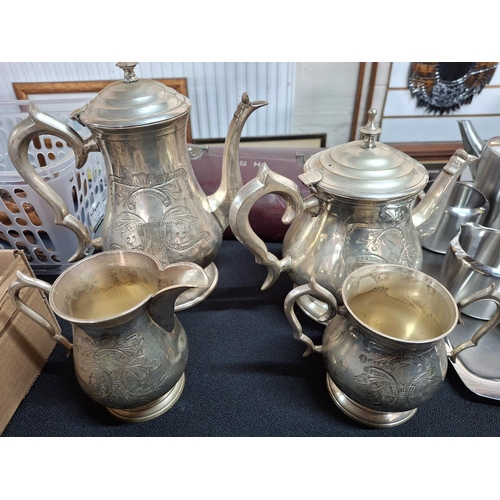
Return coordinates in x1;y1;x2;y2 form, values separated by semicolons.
299;109;428;200
74;62;191;129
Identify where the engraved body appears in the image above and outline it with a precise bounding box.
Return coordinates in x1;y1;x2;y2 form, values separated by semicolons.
322;313;447;413
9;250;210;422
73;315;188;409
8;62;267;308
283;195;422;302
96;122;221;269
230;109;476;322
283;264;500;427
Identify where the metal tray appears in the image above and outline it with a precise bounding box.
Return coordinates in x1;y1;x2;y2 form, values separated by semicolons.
422;249;500;400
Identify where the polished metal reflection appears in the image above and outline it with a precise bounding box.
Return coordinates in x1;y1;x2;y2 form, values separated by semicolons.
284;264;500;427
230;108;476;322
458;119;500;229
8;62;267;309
415;181;489;254
441;222;500;319
9;250;210;422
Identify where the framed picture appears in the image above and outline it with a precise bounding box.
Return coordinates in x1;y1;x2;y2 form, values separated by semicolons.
12;78;193;143
193;133;327;149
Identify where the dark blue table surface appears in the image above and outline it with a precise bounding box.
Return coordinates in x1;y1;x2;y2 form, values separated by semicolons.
3;240;500;437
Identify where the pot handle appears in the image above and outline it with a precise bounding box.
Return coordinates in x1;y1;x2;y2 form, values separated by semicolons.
284;278;338;357
229;162;307;290
8;270;73;355
448;283;500;361
8;103;101;262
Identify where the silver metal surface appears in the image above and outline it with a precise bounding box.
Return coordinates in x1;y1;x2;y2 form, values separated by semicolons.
458;119;500;229
9;250;210;421
284;264;500;427
230;110;475;321
302;109;428;200
8;62;266;309
440;222;500;320
415;181;489;254
423;248;500;400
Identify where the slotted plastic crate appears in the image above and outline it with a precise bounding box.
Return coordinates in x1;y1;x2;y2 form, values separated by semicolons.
0;100;108;274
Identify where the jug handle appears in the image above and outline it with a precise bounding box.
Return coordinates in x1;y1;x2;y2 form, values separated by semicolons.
8;103;101;262
229;162;307;290
8;270;73;356
448;283;500;362
284;278;339;357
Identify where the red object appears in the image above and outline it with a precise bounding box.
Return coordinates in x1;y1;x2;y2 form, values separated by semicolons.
192;145;322;242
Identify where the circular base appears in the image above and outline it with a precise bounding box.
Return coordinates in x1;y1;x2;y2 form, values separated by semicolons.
296;293;331;324
326;374;418;428
174;262;218;311
107;373;186;423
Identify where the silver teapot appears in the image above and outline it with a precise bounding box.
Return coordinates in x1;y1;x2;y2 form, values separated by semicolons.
8;62;266;309
230;109;476;322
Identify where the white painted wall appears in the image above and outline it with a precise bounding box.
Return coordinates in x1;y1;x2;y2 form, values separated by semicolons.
292;62;359;146
0;62;361;148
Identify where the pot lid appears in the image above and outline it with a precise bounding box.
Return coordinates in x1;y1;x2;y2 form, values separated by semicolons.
74;62;191;129
300;109;428;200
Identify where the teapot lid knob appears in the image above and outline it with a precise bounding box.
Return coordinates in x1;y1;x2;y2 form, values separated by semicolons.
359;108;381;149
116;62;139;83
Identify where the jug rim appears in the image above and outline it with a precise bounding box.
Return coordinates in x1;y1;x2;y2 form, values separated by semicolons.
49;249;162;325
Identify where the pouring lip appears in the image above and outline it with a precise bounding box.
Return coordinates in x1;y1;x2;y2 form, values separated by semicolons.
48;249;162;325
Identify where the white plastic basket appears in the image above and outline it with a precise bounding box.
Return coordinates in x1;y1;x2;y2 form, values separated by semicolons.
0;100;108;274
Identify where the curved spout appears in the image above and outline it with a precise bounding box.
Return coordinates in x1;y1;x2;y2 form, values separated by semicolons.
208;92;268;230
458;120;486;157
412;149;478;240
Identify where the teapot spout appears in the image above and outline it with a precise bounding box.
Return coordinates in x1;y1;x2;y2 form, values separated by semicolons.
412;149;478;238
458;120;486;157
208;92;267;230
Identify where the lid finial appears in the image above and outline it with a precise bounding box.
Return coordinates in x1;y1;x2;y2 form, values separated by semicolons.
116;62;139;83
359;108;381;149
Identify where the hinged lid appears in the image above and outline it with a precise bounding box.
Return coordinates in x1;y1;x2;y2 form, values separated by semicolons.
301;109;428;200
74;62;191;129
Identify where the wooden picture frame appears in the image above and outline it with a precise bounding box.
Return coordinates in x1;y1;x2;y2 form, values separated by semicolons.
12;78;193;143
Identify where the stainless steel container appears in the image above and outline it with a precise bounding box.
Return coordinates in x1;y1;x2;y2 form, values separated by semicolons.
441;222;500;320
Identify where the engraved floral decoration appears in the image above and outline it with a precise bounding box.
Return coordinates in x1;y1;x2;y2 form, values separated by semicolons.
73;331;171;407
108;170;210;267
352;351;443;410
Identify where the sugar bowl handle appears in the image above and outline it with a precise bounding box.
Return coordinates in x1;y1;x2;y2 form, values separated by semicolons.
9;270;72;355
284;278;339;357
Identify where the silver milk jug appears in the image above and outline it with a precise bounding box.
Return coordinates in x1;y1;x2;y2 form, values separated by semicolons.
9;250;210;422
8;62;267;309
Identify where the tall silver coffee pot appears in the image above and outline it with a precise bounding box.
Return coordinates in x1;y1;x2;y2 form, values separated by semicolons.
230;109;476;322
8;62;266;309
